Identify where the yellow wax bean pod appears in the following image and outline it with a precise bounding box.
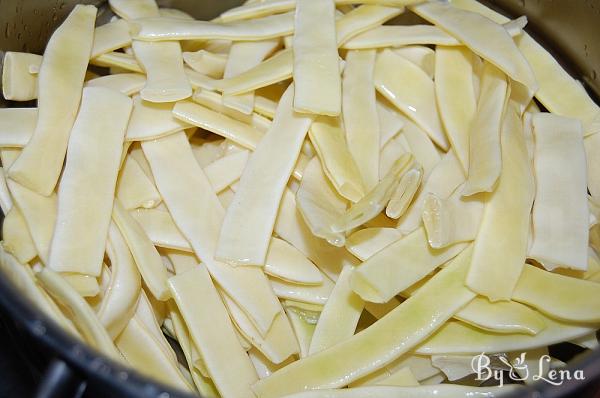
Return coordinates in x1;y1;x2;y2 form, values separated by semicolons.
351;227;467;303
379;135;409;178
529;114;588;270
91;19;132;58
183;49;227;78
173;101;263;150
401;118;441;178
135;290;175;359
462;62;509;196
249;349;296;379
130;208;192;252
343;50;380;191
375;50;449;150
0;108;36;147
216;85;314;265
112;201;170;301
223;40;281;115
3;207;37;264
571;333;599;350
0;248;79;338
37;269;123;361
108;0;159;19
411;2;537;92
8;5;96;196
386;167;423;219
284;305;317;358
142;131;281;335
264;238;323;285
454;297;546;335
435;46;476;172
132;40;192;103
333;154;414;234
269;273;335;305
159;8;194;20
204;150;250;193
278;385;519;398
252;247;476;397
377;98;405;149
91;51;143;73
48;87;132;277
512;264;600;323
308;266;364;355
219;0;295;22
116;315;193;391
345;227;403;261
84;73;146;96
1;52;42;101
348;354;431;386
7;180;56;265
344;25;462;49
169;266;258;398
167;301;221;397
126;96;190;141
465;104;534;301
222;293;299;364
116;155;161;210
309;117;365;202
585;132;600;199
422;187;484;249
61;274;100;298
296;157;348;247
375;367;419;387
393;46;435;79
417;317;596;355
293;0;341;116
430;355;475;381
98;222;142;339
131;12;295;42
255;96;278;118
335;5;403;46
0;168;11;215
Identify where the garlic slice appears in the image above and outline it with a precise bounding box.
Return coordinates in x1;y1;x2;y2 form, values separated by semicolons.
264;238;323;285
223;39;281;115
343;50;380;191
513;264;600;323
173;101;263;150
308;117;365;202
169;266;258;398
3;207;37;264
1;52;42;101
216;85;314;265
183;49;227;78
375;50;449;150
417;316;595;355
116;155;162;210
411;1;537;92
142;131;281;335
111;200;170;301
99;222;141;339
222;293;298;364
7;180;56;264
0;108;36;147
345;227;403;261
465;104;534;301
8;5;96;196
132;40;192;102
252;247;476;397
37;268;123;361
108;0;159;19
435;46;476;172
91;19;131;58
269;273;334;305
84;73;146;95
293;0;341;116
91;51;143;73
48;87;131;277
308;266;364;355
462;62;509;195
126;96;190;141
131;12;295;41
351;227;467;303
529;114;588;270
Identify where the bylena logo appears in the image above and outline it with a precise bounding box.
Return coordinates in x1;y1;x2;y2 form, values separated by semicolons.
471;353;585;387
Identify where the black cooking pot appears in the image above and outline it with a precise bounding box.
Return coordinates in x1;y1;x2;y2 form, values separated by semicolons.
0;1;599;397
